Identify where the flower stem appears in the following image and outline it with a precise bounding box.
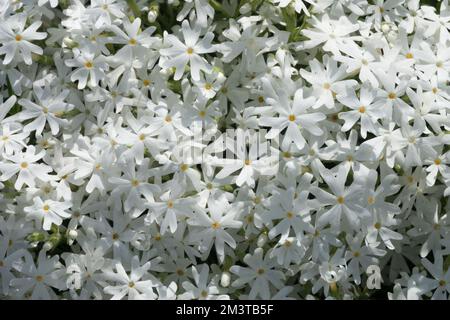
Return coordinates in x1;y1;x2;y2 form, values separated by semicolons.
209;0;232;18
126;0;141;18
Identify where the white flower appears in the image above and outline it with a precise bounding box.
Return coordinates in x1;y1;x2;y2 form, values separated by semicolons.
10;250;66;300
0;0;448;301
179;264;229;300
299;14;360;56
259;88;325;150
24;197;71;231
311;164;370;230
16;86;73;135
230;248;285;299
0;14;46;65
187;195;242;263
421;253;450;300
300;55;358;109
159;20;215;81
103;256;158;300
65;48;109;89
0;146;52;190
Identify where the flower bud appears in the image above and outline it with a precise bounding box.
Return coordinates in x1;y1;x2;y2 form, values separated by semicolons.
43;242;53;251
381;22;391;34
63;37;78;49
239;3;252;14
220;271;231;287
148;9;158;23
68;229;78;240
257;233;268;247
387;30;398;43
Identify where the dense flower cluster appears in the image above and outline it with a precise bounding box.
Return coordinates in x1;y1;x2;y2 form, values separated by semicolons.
0;0;449;300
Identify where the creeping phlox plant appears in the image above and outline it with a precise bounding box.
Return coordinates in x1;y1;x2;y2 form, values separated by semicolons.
0;0;449;300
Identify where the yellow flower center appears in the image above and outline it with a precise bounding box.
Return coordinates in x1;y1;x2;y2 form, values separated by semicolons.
405;52;413;59
337;196;345;204
204;83;212;90
358;106;366;113
176;268;185;276
434;158;442;165
374;222;381;230
180;164;189;172
286;211;294;219
128;38;137;45
20;162;28;169
186;47;194;55
167;200;174;208
84;61;93;69
282;151;292;159
330;114;339;122
244;159;251;166
388;92;396;100
43;204;50;212
288;114;296;122
112;233;119;240
323;83;331;90
257;268;265;275
35;275;44;282
164;115;172;123
143;79;151;86
367;196;375;205
15;34;22;41
198;110;206;118
211;221;220;229
131;179;139;187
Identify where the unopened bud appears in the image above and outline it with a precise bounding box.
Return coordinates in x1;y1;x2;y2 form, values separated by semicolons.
147;9;158;23
381;23;391;34
43;242;53;251
257;233;268;248
27;232;46;243
63;37;78;49
239;3;252;14
387;31;398;43
220;271;231;287
68;229;78;240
